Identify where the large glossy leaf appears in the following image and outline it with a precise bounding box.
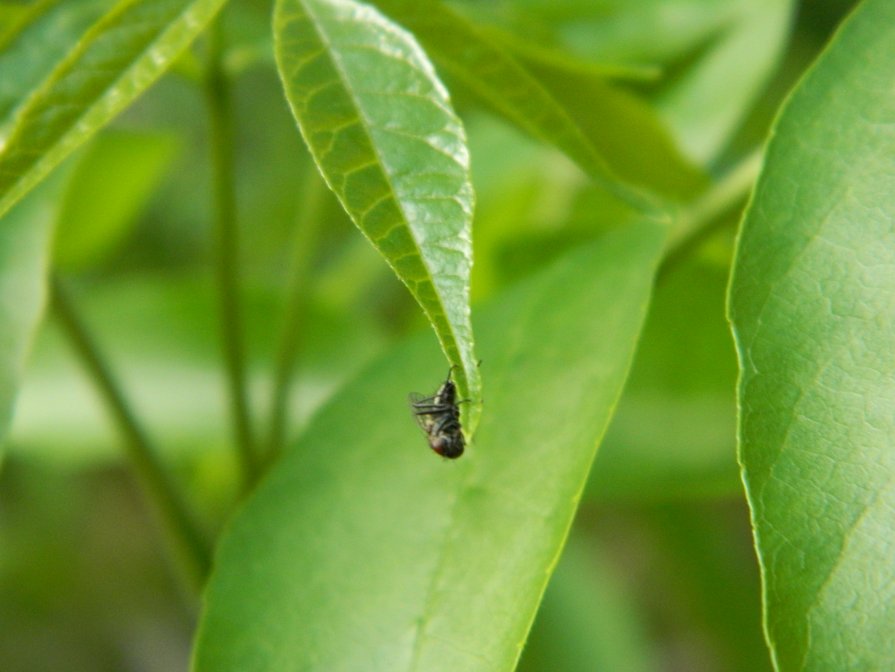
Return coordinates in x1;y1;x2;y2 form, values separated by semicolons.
274;0;481;427
729;1;895;668
0;0;226;221
369;0;660;209
193;222;664;671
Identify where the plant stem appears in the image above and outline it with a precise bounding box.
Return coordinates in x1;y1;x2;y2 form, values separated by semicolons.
51;275;211;592
203;18;258;488
659;150;763;279
265;166;328;461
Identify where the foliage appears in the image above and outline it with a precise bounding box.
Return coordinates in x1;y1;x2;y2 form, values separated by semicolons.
0;0;890;671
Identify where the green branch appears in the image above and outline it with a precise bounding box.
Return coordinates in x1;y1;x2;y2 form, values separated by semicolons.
203;18;258;487
265;166;327;460
659;149;763;279
51;275;211;592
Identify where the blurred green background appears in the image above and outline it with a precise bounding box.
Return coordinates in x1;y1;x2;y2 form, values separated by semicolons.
0;0;860;670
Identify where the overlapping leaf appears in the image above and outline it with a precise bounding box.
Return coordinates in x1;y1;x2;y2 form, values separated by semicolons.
52;130;178;270
729;0;895;667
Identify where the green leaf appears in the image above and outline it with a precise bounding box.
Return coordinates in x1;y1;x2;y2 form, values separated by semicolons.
589;259;740;502
0;182;56;452
9;277;387;464
0;0;227;221
549;0;735;65
0;0;114;129
656;0;794;163
728;1;895;668
451;0;727;67
449;0;791;165
369;0;660;210
193;222;664;671
273;0;481;427
644;503;771;672
53;130;178;271
518;536;656;672
507;45;705;200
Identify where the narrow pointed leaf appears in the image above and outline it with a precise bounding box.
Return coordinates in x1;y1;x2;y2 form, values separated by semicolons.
0;0;226;221
729;1;895;668
194;222;664;671
274;0;481;425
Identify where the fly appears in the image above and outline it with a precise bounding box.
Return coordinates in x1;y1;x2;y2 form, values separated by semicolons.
410;368;465;459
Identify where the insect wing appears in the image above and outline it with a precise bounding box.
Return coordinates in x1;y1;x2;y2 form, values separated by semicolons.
408;393;438;433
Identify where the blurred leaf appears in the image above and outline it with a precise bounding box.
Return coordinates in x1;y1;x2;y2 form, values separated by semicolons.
656;0;794;163
0;183;55;451
453;0;735;76
518;536;656;672
0;461;191;672
369;0;659;209
645;503;770;672
0;0;114;128
462;0;793;165
728;1;895;668
0;0;227;221
193;223;664;671
589;260;740;502
9;278;386;464
273;0;482;428
486;28;661;83
509;46;705;200
465;116;576;301
53;130;178;271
